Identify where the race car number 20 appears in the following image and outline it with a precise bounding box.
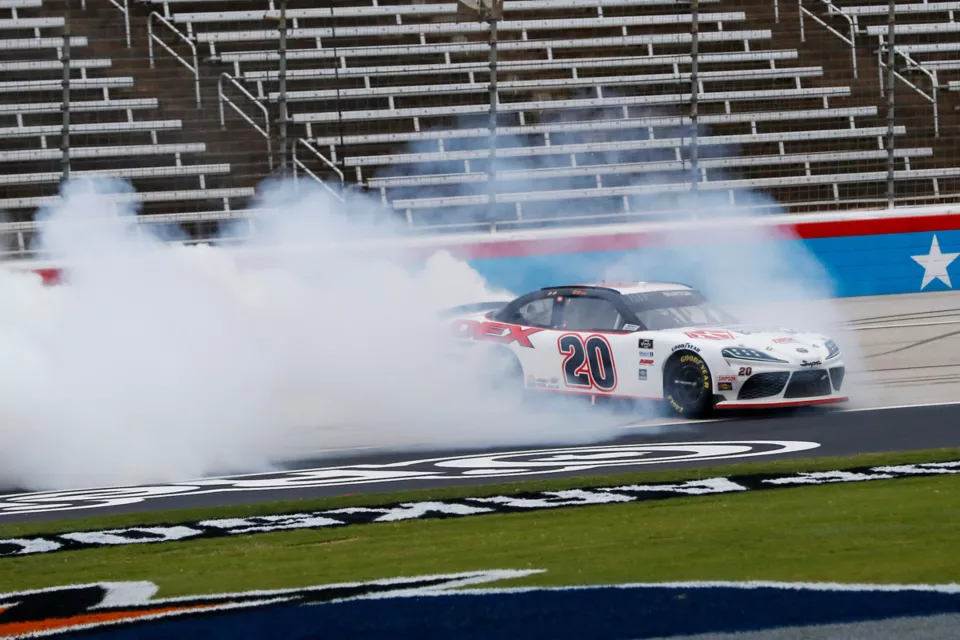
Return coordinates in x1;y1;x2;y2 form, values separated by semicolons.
557;334;618;392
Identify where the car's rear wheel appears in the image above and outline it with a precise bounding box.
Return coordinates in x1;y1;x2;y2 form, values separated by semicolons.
663;351;714;418
481;346;528;403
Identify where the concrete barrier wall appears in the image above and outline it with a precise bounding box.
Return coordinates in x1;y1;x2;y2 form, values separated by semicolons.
10;205;960;299
422;207;960;299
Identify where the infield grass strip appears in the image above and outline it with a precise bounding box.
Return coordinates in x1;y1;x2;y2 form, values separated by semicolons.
1;456;959;596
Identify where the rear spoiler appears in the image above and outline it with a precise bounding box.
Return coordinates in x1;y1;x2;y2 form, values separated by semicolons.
437;301;511;318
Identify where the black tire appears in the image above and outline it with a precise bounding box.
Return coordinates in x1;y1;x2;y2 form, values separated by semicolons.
663;351;715;418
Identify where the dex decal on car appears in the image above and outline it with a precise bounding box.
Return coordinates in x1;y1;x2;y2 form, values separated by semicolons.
558;334;618;392
452;319;543;348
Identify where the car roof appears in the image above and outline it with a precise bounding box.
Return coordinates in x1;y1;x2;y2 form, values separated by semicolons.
546;282;694;295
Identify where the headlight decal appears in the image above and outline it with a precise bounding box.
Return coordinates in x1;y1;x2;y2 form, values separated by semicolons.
721;347;789;363
825;340;841;360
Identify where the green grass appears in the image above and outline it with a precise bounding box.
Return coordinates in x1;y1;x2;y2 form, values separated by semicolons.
1;475;957;597
1;448;959;597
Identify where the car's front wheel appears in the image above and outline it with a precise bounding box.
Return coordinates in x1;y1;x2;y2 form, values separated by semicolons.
663;351;715;418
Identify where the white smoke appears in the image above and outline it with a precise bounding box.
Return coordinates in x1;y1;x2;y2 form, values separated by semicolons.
0;102;877;491
0;178;646;492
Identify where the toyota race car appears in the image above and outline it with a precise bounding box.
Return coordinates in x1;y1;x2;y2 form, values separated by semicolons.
447;282;847;418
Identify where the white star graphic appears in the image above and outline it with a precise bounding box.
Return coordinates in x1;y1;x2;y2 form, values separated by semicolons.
911;234;960;290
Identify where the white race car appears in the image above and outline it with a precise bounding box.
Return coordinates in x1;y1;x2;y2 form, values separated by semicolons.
446;282;847;417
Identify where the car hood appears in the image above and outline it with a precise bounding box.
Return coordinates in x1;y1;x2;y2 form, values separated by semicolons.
670;325;836;365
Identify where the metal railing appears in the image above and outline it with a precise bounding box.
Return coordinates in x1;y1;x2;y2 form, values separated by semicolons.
218;73;274;171
1;0;959;258
292;138;345;202
877;41;941;138
798;0;859;79
147;11;200;108
107;0;130;48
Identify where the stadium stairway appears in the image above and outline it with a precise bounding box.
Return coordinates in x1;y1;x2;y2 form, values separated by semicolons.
74;3;269;205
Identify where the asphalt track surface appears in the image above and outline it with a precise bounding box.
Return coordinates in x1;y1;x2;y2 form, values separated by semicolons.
3;291;960;524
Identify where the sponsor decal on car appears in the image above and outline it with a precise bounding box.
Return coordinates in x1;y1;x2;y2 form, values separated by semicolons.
719;382;734;391
773;337;798;344
671;343;701;353
5;456;960;559
639;359;654;365
718;375;737;382
622;324;640;331
453;319;543;348
638;338;654;349
796;348;809;353
638;350;654;358
685;330;735;341
638;368;647;380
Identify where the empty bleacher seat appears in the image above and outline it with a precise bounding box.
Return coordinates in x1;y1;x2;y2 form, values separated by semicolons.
156;0;950;227
0;0;253;250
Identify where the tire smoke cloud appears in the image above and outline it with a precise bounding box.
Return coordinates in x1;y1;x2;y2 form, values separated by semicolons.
0;178;641;492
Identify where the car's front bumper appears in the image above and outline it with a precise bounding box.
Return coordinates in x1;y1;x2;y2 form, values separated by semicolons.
713;361;847;408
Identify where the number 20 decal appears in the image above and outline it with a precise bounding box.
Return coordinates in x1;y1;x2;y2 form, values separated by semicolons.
558;334;618;392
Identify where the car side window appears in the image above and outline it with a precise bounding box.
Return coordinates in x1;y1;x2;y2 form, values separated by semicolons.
514;298;555;327
558;296;624;332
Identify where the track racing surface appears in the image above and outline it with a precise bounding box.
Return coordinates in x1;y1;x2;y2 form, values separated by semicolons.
4;290;960;523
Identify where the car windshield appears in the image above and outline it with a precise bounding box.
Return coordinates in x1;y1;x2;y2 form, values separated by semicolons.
622;290;738;331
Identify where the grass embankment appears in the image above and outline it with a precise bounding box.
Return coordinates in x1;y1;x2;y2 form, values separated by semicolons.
1;448;958;597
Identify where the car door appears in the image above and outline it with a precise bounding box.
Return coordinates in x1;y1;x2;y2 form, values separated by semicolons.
491;291;566;390
550;293;642;398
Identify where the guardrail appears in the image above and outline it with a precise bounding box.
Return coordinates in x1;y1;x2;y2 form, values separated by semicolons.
877;41;940;138
292;138;345;202
218;73;274;171
147;11;200;108
79;0;131;47
798;0;858;79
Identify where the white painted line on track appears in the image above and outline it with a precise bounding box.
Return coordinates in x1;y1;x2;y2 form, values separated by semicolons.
614;398;960;431
846;319;960;330
838;399;960;413
617;417;728;430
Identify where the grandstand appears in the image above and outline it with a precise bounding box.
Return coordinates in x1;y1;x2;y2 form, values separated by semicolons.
2;0;960;253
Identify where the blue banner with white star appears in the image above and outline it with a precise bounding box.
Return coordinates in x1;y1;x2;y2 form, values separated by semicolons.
463;229;960;301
